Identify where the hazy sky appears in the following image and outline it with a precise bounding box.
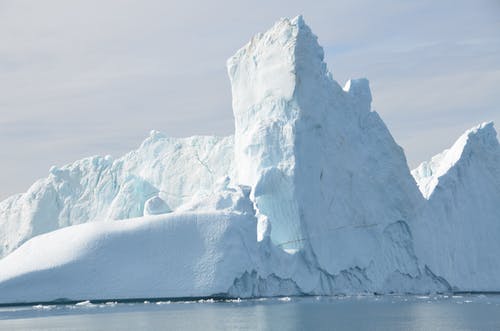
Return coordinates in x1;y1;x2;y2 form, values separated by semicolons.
1;0;499;200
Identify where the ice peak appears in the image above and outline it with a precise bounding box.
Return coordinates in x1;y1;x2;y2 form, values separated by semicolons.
148;129;166;140
343;78;372;110
258;14;316;47
440;121;498;166
292;14;305;26
227;16;327;114
466;121;498;146
412;121;499;199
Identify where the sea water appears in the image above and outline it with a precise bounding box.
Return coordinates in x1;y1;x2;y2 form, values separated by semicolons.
1;294;499;330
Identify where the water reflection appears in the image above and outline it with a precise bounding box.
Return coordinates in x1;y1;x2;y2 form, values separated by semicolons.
0;295;499;331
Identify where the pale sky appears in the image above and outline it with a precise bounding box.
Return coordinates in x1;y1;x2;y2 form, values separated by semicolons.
1;0;499;200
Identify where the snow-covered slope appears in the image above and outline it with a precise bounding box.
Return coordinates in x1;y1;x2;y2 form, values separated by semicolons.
0;193;257;303
0;132;233;257
412;122;500;291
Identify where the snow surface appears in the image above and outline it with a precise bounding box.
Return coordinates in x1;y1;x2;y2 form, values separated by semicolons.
0;16;498;304
0;211;257;303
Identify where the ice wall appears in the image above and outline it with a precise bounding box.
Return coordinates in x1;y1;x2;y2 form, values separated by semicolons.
412;122;500;290
228;16;305;248
229;16;427;289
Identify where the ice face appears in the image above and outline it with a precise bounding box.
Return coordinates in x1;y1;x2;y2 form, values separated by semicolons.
229;16;425;285
0;133;233;257
412;122;500;290
228;17;306;249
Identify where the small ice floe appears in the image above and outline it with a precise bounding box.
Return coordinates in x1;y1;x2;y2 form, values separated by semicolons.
32;304;52;310
155;301;171;305
75;300;93;307
278;297;292;302
226;298;242;303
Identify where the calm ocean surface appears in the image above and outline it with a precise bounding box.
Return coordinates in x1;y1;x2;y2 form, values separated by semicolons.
1;294;499;330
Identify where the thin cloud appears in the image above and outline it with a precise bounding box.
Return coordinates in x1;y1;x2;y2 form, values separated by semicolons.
0;0;499;198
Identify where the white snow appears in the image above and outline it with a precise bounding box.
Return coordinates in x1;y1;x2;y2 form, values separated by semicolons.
0;210;258;303
0;16;498;304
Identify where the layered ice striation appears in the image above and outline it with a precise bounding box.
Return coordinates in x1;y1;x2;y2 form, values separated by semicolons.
0;16;498;303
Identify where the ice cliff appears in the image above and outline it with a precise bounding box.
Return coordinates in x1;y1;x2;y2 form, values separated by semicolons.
412;122;500;291
0;16;498;304
0;133;233;257
228;16;437;291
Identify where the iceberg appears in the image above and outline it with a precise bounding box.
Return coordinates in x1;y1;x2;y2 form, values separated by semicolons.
412;122;500;291
0;16;498;304
229;16;438;291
